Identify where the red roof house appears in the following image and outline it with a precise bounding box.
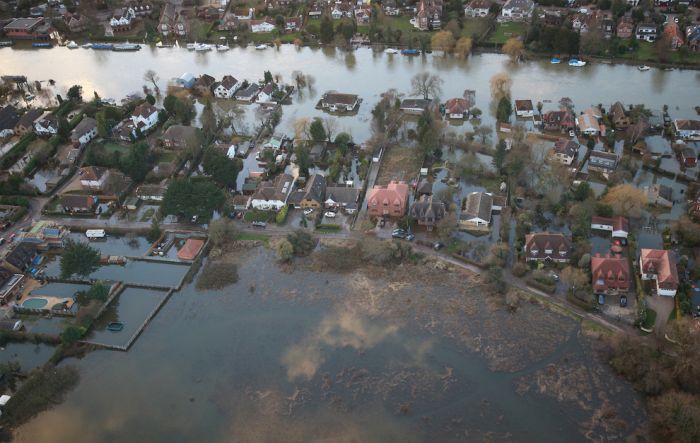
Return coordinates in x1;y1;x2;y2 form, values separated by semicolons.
639;249;678;296
591;255;630;294
366;181;409;217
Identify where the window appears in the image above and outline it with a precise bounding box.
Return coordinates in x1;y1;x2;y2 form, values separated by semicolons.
530;249;538;256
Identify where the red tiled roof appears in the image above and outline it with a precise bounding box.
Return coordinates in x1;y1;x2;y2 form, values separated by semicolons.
177;238;204;261
640;249;678;288
591;254;630;292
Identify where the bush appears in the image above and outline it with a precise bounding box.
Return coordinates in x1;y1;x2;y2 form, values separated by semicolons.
275;206;289;225
316;223;341;231
511;262;528;277
0;133;36;169
287;230;316;256
196;261;239;290
276;239;294;262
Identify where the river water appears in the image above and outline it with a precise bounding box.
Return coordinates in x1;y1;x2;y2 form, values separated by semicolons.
1;45;699;143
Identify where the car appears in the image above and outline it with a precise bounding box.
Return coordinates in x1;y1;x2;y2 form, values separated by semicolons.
433;241;444;250
379;218;386;228
405;233;415;241
597;294;605;305
391;230;406;239
674;16;679;23
569;130;575;138
392;228;406;236
0;238;4;245
619;295;628;307
549;272;559;282
303;208;313;215
252;221;267;228
324;211;336;218
191;215;199;223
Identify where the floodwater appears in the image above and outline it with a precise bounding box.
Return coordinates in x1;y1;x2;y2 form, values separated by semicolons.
0;342;54;371
42;258;188;287
1;46;699;143
13;249;644;442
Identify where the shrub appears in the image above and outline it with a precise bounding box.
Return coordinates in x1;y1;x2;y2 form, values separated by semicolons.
196;261;239;290
287;230;316;256
511;262;528;277
316;223;341;231
276;239;294;262
275;206;289;225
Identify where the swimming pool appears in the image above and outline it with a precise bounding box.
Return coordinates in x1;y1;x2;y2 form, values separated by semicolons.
22;298;48;309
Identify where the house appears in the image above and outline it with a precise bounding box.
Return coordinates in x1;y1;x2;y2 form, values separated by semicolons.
319;92;359;113
591;215;629;239
130;102;158;135
417;179;433;197
136;184;166;202
636;23;657;42
325;187;360;213
250;173;295;210
542;110;575;133
0;106;19;138
663;22;684;49
177;238;204;261
235;83;260;102
550;138;578;165
616;15;634;39
193;74;216;95
681;146;697;168
15;220;69;250
264;133;287;152
232;194;250;211
591;255;631;295
645;183;673;208
572;13;591;33
414;0;442;30
400;99;432;115
63;12;88;33
161;125;201;150
460;192;493;228
232;7;254;20
110;7;135;31
34;115;58;137
366;181;409;217
331;1;354;19
251;17;275;33
444;98;469;119
588;150;618;176
577;110;601;136
2;17;52;40
257;83;275;103
14;109;42;136
59;194;96;213
284;17;301;32
79;166;110;191
514;100;534;118
299;174;327;209
158;3;187;36
674;119;700;140
464;0;490;17
687;26;700;52
355;6;371;24
524;232;572;263
1;244;36;274
0;269;24;304
212;75;240;99
500;0;534;21
70;117;97;146
128;1;153;17
640;249;678;296
409;195;446;230
610;102;631;129
384;6;401;16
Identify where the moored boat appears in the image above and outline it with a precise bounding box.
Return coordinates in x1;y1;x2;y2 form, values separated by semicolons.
568;58;586;67
255;44;267;50
186;42;196;50
91;43;114;50
113;42;141;51
155;41;173;48
32;42;52;48
550;58;561;64
81;42;92;49
107;322;124;332
384;48;399;54
216;44;230;52
194;43;212;52
401;48;419;55
0;41;14;47
66;40;79;49
638;65;650;71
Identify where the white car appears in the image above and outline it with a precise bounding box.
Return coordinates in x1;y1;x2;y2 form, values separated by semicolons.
569;130;576;138
303;208;313;215
324;212;336;218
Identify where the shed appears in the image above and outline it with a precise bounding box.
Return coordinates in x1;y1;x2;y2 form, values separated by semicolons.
177;238;205;261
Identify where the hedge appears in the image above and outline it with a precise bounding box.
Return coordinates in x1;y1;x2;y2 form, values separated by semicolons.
526;276;556;294
316;223;341;231
0;132;36;169
0;196;30;207
275;205;289;225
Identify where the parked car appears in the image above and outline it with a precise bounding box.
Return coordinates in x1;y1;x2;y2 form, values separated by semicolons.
569;130;575;138
379;218;386;228
303;208;313;215
549;272;559;282
191;215;199;223
619;295;628;307
405;233;415;241
597;294;605;305
252;221;266;228
324;211;336;218
392;231;406;239
433;241;444;250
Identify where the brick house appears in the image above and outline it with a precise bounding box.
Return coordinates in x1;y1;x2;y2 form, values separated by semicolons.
524;232;572;263
366;181;409;217
591;255;631;295
640;249;678;297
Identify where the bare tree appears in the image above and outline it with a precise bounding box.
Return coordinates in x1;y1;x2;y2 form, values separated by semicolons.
323;117;338;143
291;71;306;89
627;118;649;145
410;72;443;100
474;125;492;144
293;117;311;140
489;72;512;101
306;75;316;91
144;70;160;95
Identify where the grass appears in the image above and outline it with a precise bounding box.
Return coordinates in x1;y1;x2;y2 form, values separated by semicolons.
102;142;129;156
461;18;491;39
235;232;268;242
486;22;528;44
618;41;700;65
196;261;239;290
155;151;177;163
244;31;302;44
582;318;613;335
642;307;657;330
382;16;415;33
243;209;271;223
139;208;155;222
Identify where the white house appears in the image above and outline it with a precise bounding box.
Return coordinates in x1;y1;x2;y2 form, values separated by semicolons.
70;117;97;146
674;119;700;140
79;166;110;191
501;0;534;20
250;173;295;210
110;7;135;29
464;0;490;17
257;83;275;103
130;102;159;135
251;18;275;33
550;139;578;165
213;75;240;98
226;145;237;159
34;116;58;136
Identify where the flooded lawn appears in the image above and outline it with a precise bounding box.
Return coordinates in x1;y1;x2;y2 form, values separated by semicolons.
0;343;55;371
30;282;89;298
14;248;644;442
42;260;188;287
66;233;151;257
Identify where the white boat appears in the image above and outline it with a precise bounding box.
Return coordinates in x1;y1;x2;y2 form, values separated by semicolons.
81;42;92;49
194;43;212;52
255;44;267;50
550;58;561;64
66;41;78;49
156;41;173;48
384;48;399;54
638;65;650;71
186;42;196;51
568;58;586;67
216;44;230;52
85;229;106;240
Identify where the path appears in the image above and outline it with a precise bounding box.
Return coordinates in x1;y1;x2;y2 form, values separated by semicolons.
646;295;675;336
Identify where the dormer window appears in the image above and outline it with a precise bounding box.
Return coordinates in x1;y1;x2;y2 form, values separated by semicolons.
530;248;539;256
545;248;553;254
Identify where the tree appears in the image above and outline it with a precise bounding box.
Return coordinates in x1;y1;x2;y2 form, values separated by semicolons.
489;72;512;101
85;282;109;301
276;238;294;262
61;325;84;344
435;212;457;242
208;219;238;246
502;38;525;62
67;84;82;102
295;145;311;177
163;94;178;115
560;266;589;295
143;69;160;94
60;240;100;278
320;16;334;43
145;94;156;105
162;178;225;220
493;139;507;171
474;125;492;144
411;72;443;100
264;70;273;84
496;97;513;123
334;132;352;154
121;141;153;182
648;391;700;443
602;184;647;218
309;118;326;143
146;218;161;243
287;230;316;256
200;99;217;141
323;117;337;142
202;148;242;189
431;30;455;53
455;37;473;59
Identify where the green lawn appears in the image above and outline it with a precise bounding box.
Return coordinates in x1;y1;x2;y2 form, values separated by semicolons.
461;18;491;39
155;151;177;163
103;142;130;156
619;41;700;65
383;16;415;33
244;31;302;44
486;22;528;44
243;209;272;223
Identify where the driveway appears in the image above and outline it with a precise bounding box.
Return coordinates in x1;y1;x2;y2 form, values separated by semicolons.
646;295;675;335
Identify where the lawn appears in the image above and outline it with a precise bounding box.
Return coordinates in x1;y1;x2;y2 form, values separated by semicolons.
619;41;700;65
461;18;491;40
376;144;424;186
243;209;272;223
139;208;156;222
486;22;528;44
642;307;657;330
155;151;177;163
383;16;415;33
103;142;130;156
243;31;302;44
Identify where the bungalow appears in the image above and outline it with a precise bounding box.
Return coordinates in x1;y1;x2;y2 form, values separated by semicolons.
464;0;490;17
2;17;53;40
250;17;275;33
130;102;159;135
550;138;578;165
70;117;97;146
640;249;678;297
285;17;301;32
524;232;572;263
161;125;201;150
366;181;409;218
500;0;534;21
591;215;629;239
588;150;618;176
409;195;446;230
681;146;697;168
459;192;493;228
636;23;657;42
0;106;19;138
444;98;469;119
264;133;287;152
235;83;260;102
79;166;110;191
59;194;96;214
213;75;240;99
0;269;24;304
14;109;43;136
663;22;684;49
257;83;275;104
514;99;534;118
193;74;216;96
577;111;601;136
616;15;634;39
592;255;631;295
1;244;36;274
674;119;700;140
299;174;326;209
320;92;359;113
110;7;135;32
542;110;575;133
136;184;166;202
250;173;295;211
325;186;360;213
400;98;432;115
63;12;88;33
34;115;58;137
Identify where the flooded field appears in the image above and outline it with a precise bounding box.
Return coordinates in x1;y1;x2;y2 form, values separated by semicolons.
0;343;54;371
42;259;188;287
14;247;644;442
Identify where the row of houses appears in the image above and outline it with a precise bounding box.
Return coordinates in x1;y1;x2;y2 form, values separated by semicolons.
175;73;279;103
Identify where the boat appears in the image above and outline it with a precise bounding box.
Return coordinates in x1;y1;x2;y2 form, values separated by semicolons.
107;322;124;332
66;41;78;49
550;58;561;64
113;42;141;51
384;48;399;54
216;44;230;52
638;65;650;71
195;43;212;52
155;41;173;48
81;42;92;49
568;58;586;67
255;44;267;50
401;49;419;55
186;42;196;50
91;43;114;50
32;42;52;48
86;229;106;239
0;41;15;47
